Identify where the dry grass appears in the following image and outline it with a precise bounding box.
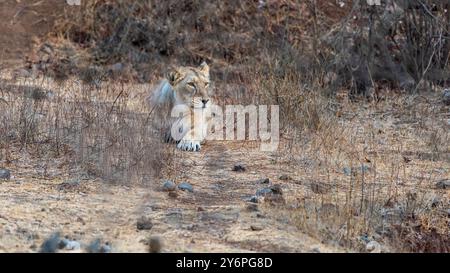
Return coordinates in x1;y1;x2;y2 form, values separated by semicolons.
0;73;171;184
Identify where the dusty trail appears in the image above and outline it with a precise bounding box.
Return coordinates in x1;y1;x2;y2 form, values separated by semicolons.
0;140;340;253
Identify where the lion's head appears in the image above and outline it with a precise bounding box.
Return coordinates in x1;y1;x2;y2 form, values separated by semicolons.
166;62;212;109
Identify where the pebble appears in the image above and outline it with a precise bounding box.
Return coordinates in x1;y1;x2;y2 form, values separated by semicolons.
40;232;60;253
65;240;81;251
246;203;259;212
162;180;176;191
87;239;111;253
435;179;450;190
443;89;450;105
250;225;264;231
136;216;153;230
0;169;11;180
257;178;270;184
366;240;382;253
178;182;194;192
149;236;163;253
256;188;273;196
232;163;246;172
279;174;291;180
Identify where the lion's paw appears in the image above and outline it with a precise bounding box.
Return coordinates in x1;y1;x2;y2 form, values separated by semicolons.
177;140;201;152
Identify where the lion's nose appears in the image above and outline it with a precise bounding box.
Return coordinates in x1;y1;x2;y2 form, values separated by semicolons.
201;99;209;105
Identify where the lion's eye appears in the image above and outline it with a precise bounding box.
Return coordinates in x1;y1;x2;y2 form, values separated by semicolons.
187;82;196;89
205;82;210;87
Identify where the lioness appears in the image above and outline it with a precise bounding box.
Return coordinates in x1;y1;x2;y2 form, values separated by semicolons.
149;62;212;151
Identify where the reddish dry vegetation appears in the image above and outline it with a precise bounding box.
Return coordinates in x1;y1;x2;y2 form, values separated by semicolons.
0;0;449;253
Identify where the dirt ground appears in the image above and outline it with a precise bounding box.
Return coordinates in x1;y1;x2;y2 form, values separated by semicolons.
0;139;345;253
0;74;448;253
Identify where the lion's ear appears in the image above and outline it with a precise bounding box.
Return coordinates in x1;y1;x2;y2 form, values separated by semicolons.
198;61;209;76
166;67;182;86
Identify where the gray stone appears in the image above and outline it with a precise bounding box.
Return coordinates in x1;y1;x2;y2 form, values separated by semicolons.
366;240;381;253
149;236;163;253
343;167;352;176
65;240;81;250
257;178;270;184
58;238;69;249
245;203;259;212
232;163;246;172
87;239;111;253
162;180;176;191
443;89;450;105
245;196;259;203
57;179;80;191
0;169;11;180
110;62;124;73
40;232;60;253
269;184;283;195
250;225;264;231
137;216;153;230
100;242;112;253
360;165;370;173
256;184;283;196
435;179;450;190
178;182;194;192
279;174;291;180
256;188;273;196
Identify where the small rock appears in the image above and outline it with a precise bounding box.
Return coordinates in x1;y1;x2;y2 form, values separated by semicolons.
87;239;111;253
245;203;259;212
250;225;264;231
232;163;246;172
279;174;291;180
311;247;321;253
178;182;194;192
256;184;282;196
149;236;163;253
443;89;450;105
162;180;176;191
269;184;283;195
435;179;450;190
366;240;382;253
360;234;370;244
40;232;60;253
343;167;352;176
256;213;266;218
360;165;370;173
58;238;69;249
136;216;153;230
256;188;273;196
245;196;259;203
0;169;11;180
257;178;270;184
57;179;80;191
99;242;112;253
110;62;124;73
65;240;81;251
430;196;441;208
168;191;178;198
197;206;205;212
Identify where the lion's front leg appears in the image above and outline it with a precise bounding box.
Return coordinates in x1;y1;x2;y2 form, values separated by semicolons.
177;130;202;151
173;111;208;152
171;111;207;152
